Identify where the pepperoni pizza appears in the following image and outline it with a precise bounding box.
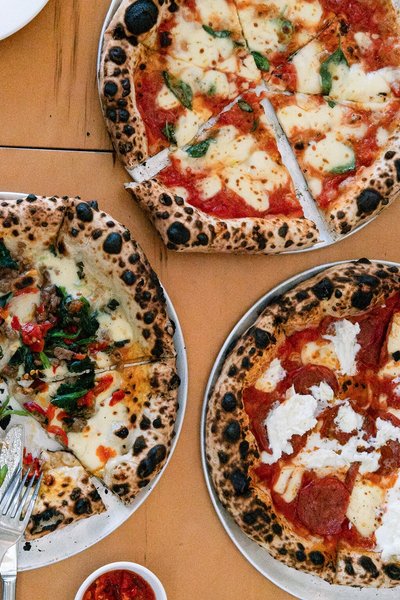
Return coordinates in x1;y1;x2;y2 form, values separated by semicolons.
206;260;400;586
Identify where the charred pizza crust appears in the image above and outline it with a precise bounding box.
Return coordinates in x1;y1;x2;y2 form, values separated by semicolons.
26;450;105;540
102;359;180;502
127;179;320;254
205;259;400;585
327;131;400;236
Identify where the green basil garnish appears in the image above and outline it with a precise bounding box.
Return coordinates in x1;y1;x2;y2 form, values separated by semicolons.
162;122;177;144
251;118;259;132
0;240;18;270
327;99;337;108
162;71;193;110
186;138;214;158
238;99;253;113
202;25;231;38
0;465;7;487
39;351;51;369
330;157;356;175
251;51;270;72
273;17;293;38
320;47;348;96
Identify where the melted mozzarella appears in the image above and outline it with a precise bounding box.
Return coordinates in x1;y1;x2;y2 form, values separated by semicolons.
261;386;318;464
156;85;180;110
329;63;393;103
346;479;384;538
7;290;40;322
323;319;360;376
304;133;355;174
198;175;222;199
309;381;335;405
292;40;323;94
38;253;82;291
387;313;400;356
97;311;133;344
255;358;287;393
175;110;209;147
273;465;304;503
301;340;339;370
376;474;400;560
334;401;364;433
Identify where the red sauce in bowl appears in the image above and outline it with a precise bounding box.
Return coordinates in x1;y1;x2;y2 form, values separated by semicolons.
82;569;156;600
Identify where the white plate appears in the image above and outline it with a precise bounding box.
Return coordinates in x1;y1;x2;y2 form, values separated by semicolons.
0;0;49;41
0;192;188;571
201;259;400;600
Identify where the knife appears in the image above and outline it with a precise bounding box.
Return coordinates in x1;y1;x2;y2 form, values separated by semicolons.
0;426;24;600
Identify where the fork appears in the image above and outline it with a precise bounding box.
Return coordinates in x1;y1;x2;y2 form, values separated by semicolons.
0;466;42;565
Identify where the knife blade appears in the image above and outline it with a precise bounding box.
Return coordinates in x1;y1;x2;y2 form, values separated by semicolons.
0;426;24;600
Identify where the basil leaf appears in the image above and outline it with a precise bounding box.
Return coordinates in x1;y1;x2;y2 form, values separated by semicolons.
202;25;231;38
251;51;270;72
0;240;18;270
163;71;193;110
238;99;253;113
251;118;259;132
186;138;214;158
68;356;94;373
207;83;217;96
0;465;7;487
273;17;293;38
320;47;348;96
162;122;177;144
51;372;95;412
327;99;336;108
330;157;356;175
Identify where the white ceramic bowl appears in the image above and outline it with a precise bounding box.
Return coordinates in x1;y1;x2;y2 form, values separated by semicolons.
74;561;167;600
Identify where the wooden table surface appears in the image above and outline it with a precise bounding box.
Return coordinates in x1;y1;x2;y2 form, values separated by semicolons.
1;2;399;599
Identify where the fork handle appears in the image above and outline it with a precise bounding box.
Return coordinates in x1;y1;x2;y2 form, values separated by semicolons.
1;575;16;600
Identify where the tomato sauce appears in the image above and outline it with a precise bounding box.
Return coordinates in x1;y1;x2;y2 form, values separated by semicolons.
83;570;156;600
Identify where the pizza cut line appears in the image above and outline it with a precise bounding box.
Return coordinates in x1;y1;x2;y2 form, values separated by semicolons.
0;194;180;540
100;0;400;253
206;259;400;587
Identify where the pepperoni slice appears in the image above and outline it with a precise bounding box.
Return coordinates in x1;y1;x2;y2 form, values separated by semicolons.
288;365;338;396
378;440;400;476
296;476;350;536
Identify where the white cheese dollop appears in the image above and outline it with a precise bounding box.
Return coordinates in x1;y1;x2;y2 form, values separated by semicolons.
376;474;400;560
323;319;361;376
255;358;287;393
334;401;364;433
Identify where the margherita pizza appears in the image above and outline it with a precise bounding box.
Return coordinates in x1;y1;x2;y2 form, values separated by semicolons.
100;0;400;253
0;194;179;537
206;259;400;586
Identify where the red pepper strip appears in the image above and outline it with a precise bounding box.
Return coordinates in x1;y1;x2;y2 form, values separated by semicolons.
77;374;114;408
109;389;125;406
46;404;56;423
13;287;39;297
23;401;46;417
0;307;8;320
11;315;21;331
47;425;68;447
88;341;109;354
20;321;54;352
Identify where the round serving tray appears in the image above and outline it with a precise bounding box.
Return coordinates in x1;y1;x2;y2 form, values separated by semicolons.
96;0;387;256
0;192;188;571
201;259;400;600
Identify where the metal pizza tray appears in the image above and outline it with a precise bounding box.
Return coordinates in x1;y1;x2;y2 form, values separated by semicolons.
96;1;390;256
201;259;400;600
0;192;188;571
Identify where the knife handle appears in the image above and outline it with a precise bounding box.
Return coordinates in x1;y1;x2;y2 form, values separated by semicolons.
1;575;16;600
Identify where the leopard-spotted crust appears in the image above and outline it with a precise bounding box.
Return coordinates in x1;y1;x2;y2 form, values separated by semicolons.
102;359;180;503
0;194;67;266
205;259;400;586
127;179;320;254
57;197;176;362
327;130;400;236
26;450;105;540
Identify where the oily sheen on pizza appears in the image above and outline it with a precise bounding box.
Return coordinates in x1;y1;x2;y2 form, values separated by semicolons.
0;194;179;538
100;0;400;253
206;260;400;587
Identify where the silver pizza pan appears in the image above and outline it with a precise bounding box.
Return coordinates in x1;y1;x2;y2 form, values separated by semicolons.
0;192;188;571
201;259;400;600
96;0;389;256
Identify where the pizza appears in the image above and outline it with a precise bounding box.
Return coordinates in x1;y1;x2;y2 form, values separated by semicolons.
206;259;400;587
129;91;319;252
0;194;179;537
100;0;400;253
268;93;400;234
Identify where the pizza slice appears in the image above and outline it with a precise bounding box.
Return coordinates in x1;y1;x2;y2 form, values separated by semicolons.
25;449;106;540
268;93;400;235
103;0;260;81
9;361;179;504
270;4;400;103
100;41;258;169
128;91;320;253
234;0;335;78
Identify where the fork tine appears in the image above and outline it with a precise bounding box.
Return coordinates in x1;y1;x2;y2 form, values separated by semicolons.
13;471;37;520
1;467;31;516
22;472;43;527
0;466;22;511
